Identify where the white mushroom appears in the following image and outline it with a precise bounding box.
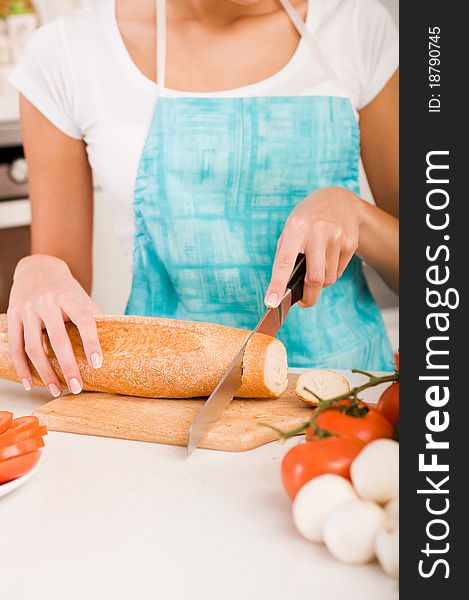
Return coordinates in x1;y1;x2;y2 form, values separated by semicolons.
376;526;399;578
350;439;399;504
384;498;399;529
295;370;350;406
323;498;386;564
374;498;399;578
292;474;357;543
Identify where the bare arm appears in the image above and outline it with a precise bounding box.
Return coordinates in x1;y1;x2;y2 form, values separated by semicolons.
21;95;94;292
360;70;399;219
7;97;102;397
264;72;399;307
357;69;399;292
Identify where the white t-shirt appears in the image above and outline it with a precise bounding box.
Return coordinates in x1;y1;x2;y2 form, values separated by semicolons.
9;0;398;264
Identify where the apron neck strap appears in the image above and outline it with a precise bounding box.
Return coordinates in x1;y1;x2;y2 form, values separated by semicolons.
156;0;166;89
278;0;345;91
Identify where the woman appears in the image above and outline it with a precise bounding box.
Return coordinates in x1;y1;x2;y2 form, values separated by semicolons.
7;0;398;397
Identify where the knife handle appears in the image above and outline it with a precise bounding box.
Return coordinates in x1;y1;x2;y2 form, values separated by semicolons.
287;254;307;306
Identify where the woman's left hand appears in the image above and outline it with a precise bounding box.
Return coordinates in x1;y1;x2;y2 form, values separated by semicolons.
264;187;365;308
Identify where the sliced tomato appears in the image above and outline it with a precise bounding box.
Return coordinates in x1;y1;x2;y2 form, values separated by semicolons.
0;436;45;463
0;451;41;485
0;424;47;448
9;416;41;434
0;411;13;434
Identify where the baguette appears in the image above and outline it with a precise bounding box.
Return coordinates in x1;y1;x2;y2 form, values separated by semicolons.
295;370;350;406
0;314;288;399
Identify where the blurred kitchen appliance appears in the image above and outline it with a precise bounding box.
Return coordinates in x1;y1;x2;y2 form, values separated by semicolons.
0;144;28;197
0;124;30;312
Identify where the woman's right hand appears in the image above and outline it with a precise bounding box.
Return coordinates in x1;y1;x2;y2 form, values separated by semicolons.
7;254;102;397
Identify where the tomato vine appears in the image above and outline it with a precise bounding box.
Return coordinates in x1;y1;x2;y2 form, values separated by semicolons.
260;369;400;441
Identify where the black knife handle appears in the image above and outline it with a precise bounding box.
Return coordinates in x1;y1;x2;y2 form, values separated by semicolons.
287;254;307;306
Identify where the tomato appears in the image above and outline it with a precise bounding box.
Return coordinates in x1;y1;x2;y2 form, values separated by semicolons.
0;451;41;485
8;416;41;434
0;436;45;463
312;402;394;444
0;423;47;448
0;414;46;484
377;382;400;427
281;437;365;499
0;411;13;434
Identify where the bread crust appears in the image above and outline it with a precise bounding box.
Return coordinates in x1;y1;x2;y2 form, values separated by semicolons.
0;314;288;399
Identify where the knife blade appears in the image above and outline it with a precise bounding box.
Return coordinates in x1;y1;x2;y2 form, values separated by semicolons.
187;253;307;456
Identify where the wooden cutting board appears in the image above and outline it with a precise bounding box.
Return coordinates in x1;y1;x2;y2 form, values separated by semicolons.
33;374;312;452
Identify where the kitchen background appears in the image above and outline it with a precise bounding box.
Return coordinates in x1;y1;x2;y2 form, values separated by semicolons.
0;0;399;350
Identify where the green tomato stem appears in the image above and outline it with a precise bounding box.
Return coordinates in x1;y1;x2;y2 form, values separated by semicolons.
264;370;399;442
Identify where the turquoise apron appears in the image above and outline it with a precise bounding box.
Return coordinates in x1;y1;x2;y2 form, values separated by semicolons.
126;0;394;370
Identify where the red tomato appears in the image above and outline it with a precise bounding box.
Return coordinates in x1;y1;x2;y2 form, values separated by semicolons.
281;437;365;499
0;436;45;463
0;411;13;434
313;402;394;444
8;416;41;434
377;382;400;426
0;451;41;485
0;423;47;448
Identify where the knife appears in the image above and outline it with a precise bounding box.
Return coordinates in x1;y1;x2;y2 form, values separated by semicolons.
187;253;307;456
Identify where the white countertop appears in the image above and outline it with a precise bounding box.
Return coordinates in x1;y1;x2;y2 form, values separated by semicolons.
0;376;398;600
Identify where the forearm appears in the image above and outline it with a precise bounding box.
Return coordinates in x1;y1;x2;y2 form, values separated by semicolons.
357;199;399;294
30;200;93;294
357;71;399;294
28;156;94;293
20;95;94;294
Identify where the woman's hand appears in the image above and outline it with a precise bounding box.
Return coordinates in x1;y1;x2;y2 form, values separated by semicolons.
264;187;365;308
7;254;102;397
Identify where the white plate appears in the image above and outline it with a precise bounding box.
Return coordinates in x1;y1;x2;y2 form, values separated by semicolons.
0;454;43;499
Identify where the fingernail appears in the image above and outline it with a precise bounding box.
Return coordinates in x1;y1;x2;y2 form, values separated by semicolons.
91;352;103;369
48;383;61;398
68;378;82;395
265;293;279;308
22;378;32;392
